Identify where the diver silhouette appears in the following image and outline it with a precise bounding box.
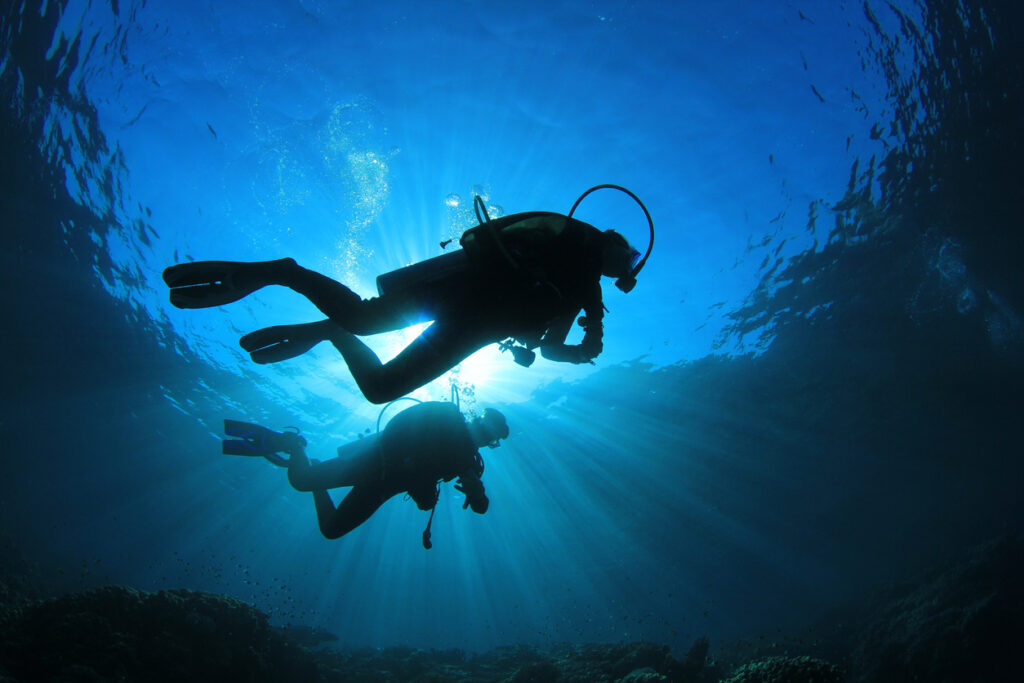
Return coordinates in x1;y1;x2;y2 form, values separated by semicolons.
222;401;509;545
164;186;653;404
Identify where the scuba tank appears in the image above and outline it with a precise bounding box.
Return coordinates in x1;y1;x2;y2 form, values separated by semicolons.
376;186;654;367
374;196;497;296
377;186;653;298
375;249;469;296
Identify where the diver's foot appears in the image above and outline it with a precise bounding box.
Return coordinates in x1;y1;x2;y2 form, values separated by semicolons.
163;258;297;309
239;319;338;364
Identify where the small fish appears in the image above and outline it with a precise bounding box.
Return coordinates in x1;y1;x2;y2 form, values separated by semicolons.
810;84;826;103
207;122;217;139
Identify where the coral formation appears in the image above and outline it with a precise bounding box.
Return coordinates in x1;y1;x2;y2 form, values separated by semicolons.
843;534;1024;683
0;582;714;682
0;586;319;682
720;655;843;683
1;534;1019;682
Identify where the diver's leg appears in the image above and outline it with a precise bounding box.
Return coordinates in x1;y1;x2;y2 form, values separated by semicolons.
164;258;297;309
287;439;379;491
239;319;338;364
168;257;429;333
313;482;400;539
273;263;430;334
326;322;488;404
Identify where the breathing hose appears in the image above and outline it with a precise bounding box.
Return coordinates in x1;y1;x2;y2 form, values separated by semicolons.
568;184;655;289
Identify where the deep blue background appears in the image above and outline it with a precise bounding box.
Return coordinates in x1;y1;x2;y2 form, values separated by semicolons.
2;0;1021;655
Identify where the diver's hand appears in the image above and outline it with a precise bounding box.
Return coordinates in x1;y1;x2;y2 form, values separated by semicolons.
455;476;487;512
568;345;598;365
454;478;482;499
582;333;602;355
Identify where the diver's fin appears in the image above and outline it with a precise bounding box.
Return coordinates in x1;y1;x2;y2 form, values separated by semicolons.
222;419;304;466
224;418;278;442
223;438;289;467
223;439;265;456
163;259;293;309
223;419;277;456
239;320;336;364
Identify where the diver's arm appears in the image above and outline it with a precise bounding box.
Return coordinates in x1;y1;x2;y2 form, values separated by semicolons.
539;285;604;364
537;311;575;360
455;473;489;514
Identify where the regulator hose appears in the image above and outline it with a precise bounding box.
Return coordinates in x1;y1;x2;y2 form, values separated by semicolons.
568;184;654;292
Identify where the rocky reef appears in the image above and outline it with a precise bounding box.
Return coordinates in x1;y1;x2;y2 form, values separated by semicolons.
0;586;319;682
1;533;1021;682
0;592;717;683
718;656;843;683
840;533;1024;683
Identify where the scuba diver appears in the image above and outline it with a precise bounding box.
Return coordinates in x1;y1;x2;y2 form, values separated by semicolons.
164;185;654;404
222;401;510;546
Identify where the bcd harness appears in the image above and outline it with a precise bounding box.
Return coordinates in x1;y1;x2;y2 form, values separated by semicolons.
458;185;654;366
373;387;485;550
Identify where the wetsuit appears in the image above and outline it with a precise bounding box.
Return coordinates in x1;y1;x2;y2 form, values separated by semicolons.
286;402;487;539
273;212;607;402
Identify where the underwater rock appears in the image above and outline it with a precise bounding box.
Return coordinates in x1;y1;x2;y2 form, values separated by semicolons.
279;623;341;648
719;655;844;683
4;532;1018;683
316;645;475;682
0;575;857;683
676;636;711;681
0;532;42;626
550;641;700;683
502;659;560;683
317;640;711;683
619;666;669;682
844;533;1024;683
0;585;320;682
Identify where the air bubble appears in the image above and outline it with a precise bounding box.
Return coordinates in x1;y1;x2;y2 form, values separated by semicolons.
956;288;976;314
445;193;461;207
936;240;967;280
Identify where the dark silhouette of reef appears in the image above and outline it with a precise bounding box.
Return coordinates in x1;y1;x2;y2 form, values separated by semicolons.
836;533;1023;683
0;582;716;683
2;534;1022;682
718;656;842;683
0;586;319;682
714;533;1024;683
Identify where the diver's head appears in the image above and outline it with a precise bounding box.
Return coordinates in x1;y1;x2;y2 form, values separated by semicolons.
600;230;641;285
469;408;510;449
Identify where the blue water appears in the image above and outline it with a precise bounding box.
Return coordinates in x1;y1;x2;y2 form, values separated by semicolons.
2;0;1021;656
